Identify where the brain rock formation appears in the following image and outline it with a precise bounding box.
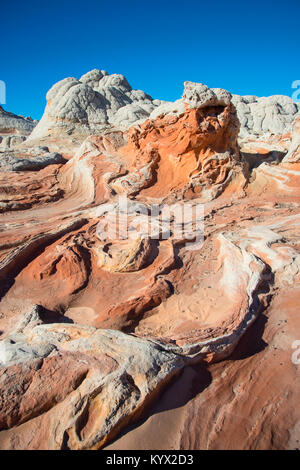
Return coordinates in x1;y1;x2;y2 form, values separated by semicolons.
0;69;299;450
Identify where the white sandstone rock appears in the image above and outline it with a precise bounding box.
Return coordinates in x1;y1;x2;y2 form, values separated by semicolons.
0;106;37;150
27;69;300;142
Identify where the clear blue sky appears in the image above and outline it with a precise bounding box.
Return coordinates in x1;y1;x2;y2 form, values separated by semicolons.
1;0;299;120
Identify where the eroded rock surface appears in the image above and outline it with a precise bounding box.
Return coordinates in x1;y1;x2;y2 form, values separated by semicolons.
0;70;299;450
0;106;37;150
28;69;164;143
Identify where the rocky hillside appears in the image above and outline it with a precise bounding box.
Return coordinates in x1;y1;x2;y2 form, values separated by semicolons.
0;106;37;150
0;70;299;450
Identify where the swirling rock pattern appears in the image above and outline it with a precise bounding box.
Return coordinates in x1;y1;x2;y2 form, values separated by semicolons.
0;70;299;450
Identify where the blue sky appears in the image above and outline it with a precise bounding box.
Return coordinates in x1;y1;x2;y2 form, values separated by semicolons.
1;0;299;120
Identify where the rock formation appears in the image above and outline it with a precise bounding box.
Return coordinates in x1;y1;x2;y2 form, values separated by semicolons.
0;69;299;450
28;69;164;142
0;105;37;150
232;93;299;137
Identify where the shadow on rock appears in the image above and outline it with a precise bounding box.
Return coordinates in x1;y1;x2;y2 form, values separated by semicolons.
106;362;212;447
230;312;268;361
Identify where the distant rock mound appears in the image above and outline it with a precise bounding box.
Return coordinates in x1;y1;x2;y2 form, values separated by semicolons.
232;93;299;137
28;69;165;141
0;105;37;149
